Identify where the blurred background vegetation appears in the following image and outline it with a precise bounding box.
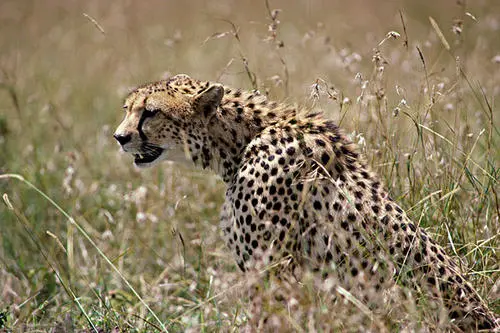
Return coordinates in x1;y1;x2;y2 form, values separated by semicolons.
0;0;499;331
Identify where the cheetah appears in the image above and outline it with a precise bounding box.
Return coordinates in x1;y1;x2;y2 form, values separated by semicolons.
114;74;498;330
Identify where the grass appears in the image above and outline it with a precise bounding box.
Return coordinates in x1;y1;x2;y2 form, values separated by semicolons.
0;0;499;331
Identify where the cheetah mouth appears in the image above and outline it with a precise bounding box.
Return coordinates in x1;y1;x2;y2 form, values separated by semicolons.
133;146;164;166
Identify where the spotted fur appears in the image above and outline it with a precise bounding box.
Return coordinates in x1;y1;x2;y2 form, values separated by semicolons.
114;74;498;330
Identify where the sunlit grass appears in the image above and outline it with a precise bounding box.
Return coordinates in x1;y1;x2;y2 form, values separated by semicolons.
0;0;498;331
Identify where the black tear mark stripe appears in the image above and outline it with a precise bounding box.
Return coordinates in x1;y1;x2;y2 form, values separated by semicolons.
137;108;160;141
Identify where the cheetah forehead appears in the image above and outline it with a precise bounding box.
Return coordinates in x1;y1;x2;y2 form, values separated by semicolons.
124;74;214;111
124;75;214;109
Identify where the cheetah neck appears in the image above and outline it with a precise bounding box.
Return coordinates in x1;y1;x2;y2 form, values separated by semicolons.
190;90;297;183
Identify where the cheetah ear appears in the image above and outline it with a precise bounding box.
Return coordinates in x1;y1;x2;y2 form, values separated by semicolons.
170;73;192;83
193;84;224;119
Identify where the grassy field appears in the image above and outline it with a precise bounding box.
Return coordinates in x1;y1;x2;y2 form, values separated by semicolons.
1;0;499;331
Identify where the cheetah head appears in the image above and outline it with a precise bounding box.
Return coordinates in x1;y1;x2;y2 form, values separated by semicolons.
113;74;224;168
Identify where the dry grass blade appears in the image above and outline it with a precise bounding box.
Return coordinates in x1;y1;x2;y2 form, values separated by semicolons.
83;13;105;35
429;17;450;51
202;31;232;45
399;10;409;49
335;286;373;320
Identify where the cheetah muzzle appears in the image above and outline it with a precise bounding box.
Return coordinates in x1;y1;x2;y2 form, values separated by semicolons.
113;74;499;330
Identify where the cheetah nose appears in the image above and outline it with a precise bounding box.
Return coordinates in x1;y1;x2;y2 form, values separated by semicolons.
113;133;132;145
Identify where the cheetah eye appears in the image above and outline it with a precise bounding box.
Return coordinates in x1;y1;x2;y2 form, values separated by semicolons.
142;108;160;118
